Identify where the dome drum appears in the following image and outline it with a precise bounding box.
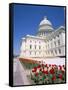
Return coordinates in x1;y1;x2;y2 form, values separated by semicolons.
39;25;54;31
37;30;53;37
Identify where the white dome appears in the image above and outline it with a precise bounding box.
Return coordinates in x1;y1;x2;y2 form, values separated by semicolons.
39;16;52;26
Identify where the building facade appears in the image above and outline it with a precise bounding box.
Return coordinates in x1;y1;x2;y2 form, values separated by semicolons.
20;17;65;58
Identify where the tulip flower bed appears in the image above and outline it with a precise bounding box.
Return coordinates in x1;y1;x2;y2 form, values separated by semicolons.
30;64;66;84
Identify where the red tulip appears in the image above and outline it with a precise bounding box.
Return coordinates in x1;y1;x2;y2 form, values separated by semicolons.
42;64;44;67
32;67;37;72
59;74;63;80
32;69;36;72
40;68;42;71
54;64;56;66
49;64;51;67
52;75;56;81
52;64;55;67
35;72;38;76
45;64;48;67
62;70;65;74
37;65;41;68
59;65;62;70
50;68;54;74
62;65;65;67
34;67;37;70
62;65;65;69
42;70;48;74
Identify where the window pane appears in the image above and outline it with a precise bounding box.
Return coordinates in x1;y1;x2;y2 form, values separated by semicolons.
30;45;32;49
59;49;61;54
39;46;41;49
58;40;60;45
35;45;36;49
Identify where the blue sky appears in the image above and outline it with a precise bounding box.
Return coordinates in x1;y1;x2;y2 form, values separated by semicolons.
13;4;65;55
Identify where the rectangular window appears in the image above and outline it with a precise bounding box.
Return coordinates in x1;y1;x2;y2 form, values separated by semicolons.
58;40;60;45
30;51;31;55
35;52;36;55
30;40;32;43
51;42;52;48
55;50;57;54
48;51;49;54
57;35;59;38
54;41;56;47
48;44;49;48
35;45;36;49
39;46;41;49
59;49;61;54
30;45;32;49
51;50;53;54
35;41;36;43
39;41;40;44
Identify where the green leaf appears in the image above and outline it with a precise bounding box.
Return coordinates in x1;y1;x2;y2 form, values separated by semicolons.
49;74;53;78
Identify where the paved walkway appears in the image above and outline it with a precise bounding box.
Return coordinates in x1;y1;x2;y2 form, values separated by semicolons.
13;58;31;86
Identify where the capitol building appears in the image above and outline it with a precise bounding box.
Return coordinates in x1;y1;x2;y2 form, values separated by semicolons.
20;16;65;58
